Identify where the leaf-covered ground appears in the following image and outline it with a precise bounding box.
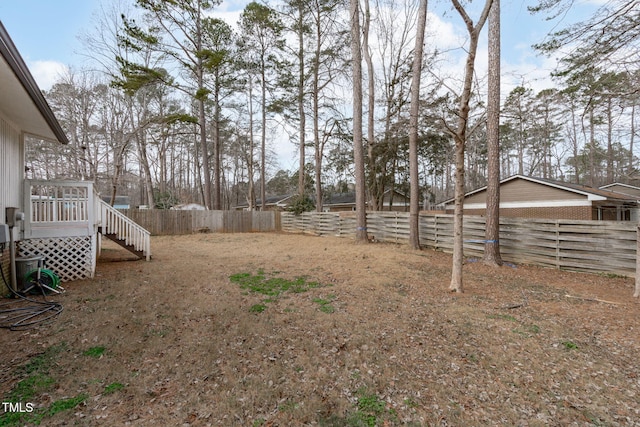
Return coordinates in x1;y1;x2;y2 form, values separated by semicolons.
0;232;639;426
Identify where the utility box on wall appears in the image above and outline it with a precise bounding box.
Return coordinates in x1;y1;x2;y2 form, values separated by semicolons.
5;207;18;227
0;224;9;244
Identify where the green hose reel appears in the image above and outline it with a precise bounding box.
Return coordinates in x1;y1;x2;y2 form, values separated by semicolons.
24;268;61;295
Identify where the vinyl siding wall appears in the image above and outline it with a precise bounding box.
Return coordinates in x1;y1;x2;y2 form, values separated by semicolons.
0;115;22;284
0;114;23;226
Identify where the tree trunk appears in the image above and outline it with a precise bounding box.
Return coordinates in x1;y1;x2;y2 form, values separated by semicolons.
629;104;636;176
196;8;212;210
351;0;368;243
449;0;493;293
298;2;306;199
589;108;596;187
213;73;222;210
312;16;321;212
450;138;465;292
408;0;428;250
260;62;267;211
606;97;613;183
363;0;377;212
248;81;256;211
198;97;211;210
570;106;580;183
137;131;155;209
315;147;323;211
484;0;502;266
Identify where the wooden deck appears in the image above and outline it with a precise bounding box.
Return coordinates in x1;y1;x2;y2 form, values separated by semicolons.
20;180;151;281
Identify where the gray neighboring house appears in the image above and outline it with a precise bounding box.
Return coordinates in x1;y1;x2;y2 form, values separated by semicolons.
439;175;639;221
234;195;294;211
101;196;131;209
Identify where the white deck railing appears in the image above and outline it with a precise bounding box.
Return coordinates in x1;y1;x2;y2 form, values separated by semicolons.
24;180;94;238
98;199;151;260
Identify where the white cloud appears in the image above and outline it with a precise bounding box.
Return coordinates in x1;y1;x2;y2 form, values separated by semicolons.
29;60;68;91
210;9;243;27
209;0;250;27
426;11;464;51
216;0;250;13
425;6;562;100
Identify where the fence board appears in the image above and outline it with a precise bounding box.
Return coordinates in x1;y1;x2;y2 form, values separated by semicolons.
119;209;282;234
281;212;638;278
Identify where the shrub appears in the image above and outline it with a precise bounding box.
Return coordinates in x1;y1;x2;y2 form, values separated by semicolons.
287;195;315;215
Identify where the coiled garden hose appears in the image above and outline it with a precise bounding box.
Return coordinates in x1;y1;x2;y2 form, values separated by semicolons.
0;262;63;330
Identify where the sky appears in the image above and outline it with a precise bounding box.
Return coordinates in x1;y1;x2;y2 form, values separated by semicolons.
0;0;597;169
0;0;102;89
0;0;597;91
0;0;248;89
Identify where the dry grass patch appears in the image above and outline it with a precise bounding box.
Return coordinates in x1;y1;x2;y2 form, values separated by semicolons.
0;233;639;425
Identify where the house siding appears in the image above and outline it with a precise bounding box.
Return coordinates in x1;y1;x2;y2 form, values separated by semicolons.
465;179;585;205
0;114;23;227
442;176;640;221
324;205;355;212
0;115;23;288
463;206;593;220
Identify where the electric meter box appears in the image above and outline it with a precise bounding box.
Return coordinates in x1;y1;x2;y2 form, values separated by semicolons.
0;224;9;244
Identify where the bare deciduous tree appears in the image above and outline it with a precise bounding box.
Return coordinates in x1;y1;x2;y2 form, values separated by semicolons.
350;0;368;242
449;0;493;293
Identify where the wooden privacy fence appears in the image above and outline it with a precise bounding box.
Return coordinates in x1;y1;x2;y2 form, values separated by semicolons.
118;209;281;235
281;211;637;278
116;209;637;277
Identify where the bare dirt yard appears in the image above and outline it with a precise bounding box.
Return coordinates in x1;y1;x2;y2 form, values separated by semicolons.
1;232;640;426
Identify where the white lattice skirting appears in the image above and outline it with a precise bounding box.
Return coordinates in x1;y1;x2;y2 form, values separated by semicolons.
18;236;96;282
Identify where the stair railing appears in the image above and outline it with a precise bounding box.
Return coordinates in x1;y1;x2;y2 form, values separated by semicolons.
98;198;151;260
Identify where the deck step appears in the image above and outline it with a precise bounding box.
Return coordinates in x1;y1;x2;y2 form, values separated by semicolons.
99;228;146;259
98;200;151;261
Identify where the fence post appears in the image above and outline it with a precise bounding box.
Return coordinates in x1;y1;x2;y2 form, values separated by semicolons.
434;215;439;250
555;220;560;269
633;225;640;298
